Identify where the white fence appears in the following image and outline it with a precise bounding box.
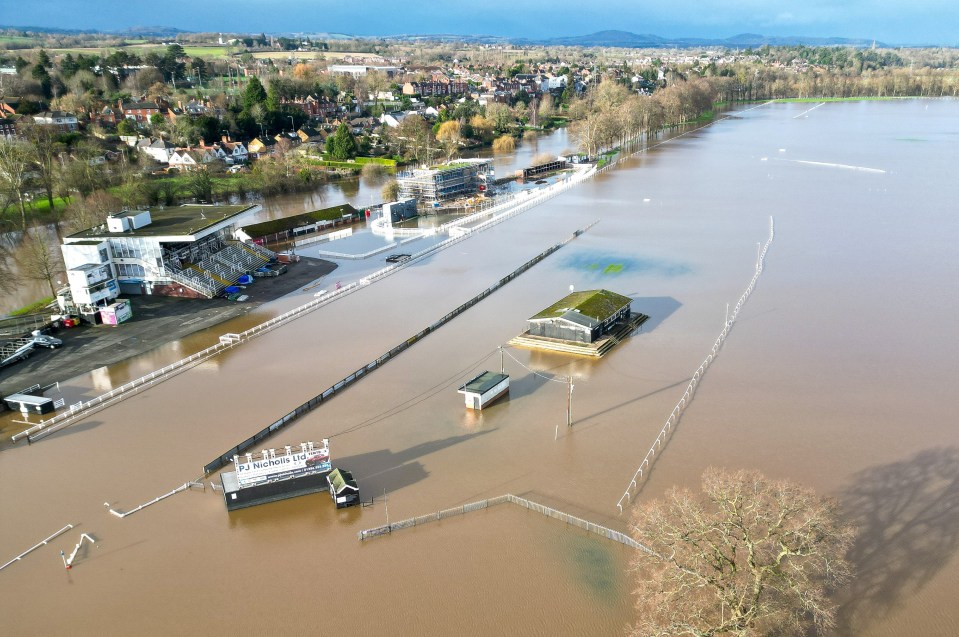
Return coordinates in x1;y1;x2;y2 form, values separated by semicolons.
0;524;74;572
358;493;655;553
107;481;204;519
615;217;776;513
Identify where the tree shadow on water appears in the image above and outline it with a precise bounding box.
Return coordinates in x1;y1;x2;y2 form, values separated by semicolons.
836;447;959;636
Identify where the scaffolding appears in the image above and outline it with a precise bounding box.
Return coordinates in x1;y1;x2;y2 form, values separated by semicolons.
397;159;492;205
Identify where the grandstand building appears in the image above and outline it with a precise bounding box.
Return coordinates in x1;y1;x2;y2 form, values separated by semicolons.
60;204;273;313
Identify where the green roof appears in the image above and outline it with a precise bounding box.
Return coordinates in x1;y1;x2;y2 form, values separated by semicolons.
328;468;358;494
241;203;358;237
531;289;632;322
67;204;257;239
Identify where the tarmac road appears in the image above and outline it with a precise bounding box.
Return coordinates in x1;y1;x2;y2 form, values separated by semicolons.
0;257;336;400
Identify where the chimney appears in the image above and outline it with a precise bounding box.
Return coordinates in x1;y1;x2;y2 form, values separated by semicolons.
222;133;231;143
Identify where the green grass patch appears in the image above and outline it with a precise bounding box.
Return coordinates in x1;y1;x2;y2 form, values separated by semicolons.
27;196;70;214
9;297;54;317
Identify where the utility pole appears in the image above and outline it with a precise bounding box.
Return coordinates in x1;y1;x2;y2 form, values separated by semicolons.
566;376;574;427
499;346;504;374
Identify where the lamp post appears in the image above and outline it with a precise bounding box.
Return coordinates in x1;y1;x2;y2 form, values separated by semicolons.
289;116;296;133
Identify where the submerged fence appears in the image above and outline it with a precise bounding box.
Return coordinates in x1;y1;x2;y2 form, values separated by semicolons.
358;493;654;553
615;217;776;513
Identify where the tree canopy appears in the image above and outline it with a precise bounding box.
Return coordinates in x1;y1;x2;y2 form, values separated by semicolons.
629;467;856;637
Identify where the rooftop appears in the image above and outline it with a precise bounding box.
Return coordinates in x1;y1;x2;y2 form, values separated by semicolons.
458;371;509;395
531;289;632;322
67;204;258;240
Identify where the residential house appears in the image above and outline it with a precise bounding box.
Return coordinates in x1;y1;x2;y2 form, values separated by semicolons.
120;100;162;124
137;137;177;163
379;111;406;128
168;148;218;171
246;136;275;157
219;137;249;164
32;111;79;132
402;81;470;97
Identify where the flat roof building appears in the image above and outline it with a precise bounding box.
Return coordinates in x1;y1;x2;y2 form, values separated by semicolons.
458;371;510;410
60;204;271;312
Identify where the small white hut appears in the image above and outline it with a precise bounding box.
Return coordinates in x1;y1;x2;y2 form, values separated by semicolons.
457;371;510;410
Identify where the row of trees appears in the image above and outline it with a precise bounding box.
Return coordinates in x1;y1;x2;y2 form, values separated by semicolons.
568;77;716;156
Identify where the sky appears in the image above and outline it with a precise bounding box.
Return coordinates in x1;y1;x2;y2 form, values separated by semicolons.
0;0;955;46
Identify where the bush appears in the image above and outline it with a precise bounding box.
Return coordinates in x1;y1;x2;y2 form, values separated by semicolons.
492;135;516;153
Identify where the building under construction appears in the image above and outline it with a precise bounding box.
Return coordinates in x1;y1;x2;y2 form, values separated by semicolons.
397;159;493;205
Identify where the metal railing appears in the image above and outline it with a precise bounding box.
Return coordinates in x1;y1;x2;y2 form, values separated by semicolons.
357;493;654;553
1;524;74;572
616;216;776;513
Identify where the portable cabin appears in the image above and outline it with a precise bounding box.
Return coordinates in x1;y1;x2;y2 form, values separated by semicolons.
327;468;360;509
457;371;509;410
4;392;55;414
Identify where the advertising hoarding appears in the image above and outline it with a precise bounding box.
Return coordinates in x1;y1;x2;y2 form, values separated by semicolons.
234;441;331;487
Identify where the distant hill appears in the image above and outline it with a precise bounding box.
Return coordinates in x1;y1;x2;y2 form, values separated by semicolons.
533;29;881;48
0;24;190;37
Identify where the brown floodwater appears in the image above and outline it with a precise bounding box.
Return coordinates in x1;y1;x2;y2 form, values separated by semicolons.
2;101;958;636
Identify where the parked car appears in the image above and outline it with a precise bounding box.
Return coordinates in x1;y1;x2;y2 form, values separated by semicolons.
31;333;63;349
385;253;411;263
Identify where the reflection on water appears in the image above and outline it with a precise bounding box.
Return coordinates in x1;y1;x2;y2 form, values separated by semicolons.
2;103;958;636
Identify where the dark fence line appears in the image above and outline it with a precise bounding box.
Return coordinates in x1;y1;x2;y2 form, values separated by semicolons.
202;222;597;475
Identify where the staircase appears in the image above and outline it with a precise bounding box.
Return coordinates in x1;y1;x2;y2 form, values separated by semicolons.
165;242;276;298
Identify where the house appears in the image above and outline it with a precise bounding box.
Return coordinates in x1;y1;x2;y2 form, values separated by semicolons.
402;81;470;97
526;289;632;343
120;100;162;124
168;148;218;171
218;137;249;164
295;126;321;143
137;137;177;163
32;111;79;132
379;111;406;128
247;136;275;157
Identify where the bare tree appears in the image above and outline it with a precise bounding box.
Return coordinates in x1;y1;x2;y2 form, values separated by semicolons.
0;138;33;229
17;224;65;298
629;467;856;637
64;190;121;233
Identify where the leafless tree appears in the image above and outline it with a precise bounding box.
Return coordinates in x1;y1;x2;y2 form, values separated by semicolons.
629;467;856;637
17;224;64;298
0;138;34;229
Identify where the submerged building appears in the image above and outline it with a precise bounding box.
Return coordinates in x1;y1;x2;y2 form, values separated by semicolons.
527;289;633;343
397;159;493;205
511;289;648;357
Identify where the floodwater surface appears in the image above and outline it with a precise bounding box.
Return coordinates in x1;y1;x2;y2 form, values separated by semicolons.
1;102;958;636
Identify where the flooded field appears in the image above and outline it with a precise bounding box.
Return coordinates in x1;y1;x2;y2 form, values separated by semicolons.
2;101;958;636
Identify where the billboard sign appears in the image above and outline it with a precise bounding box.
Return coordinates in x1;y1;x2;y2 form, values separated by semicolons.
234;441;331;487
